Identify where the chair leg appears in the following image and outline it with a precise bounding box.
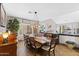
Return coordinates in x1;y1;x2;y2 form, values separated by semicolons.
48;51;50;56
32;48;37;56
34;52;36;56
24;41;26;46
53;50;55;56
34;49;37;56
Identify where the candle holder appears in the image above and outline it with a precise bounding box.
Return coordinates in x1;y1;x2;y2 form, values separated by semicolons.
2;32;9;44
3;38;8;43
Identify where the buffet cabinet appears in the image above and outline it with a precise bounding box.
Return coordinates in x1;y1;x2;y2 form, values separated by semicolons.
0;42;17;56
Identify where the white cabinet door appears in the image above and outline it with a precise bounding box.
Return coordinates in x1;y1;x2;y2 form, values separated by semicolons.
59;35;76;44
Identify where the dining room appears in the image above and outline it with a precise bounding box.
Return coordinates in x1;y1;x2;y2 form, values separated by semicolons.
0;3;79;56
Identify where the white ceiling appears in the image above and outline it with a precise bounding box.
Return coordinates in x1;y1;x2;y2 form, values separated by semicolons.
2;3;79;24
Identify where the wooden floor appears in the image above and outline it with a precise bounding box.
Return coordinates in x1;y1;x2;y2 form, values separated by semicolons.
17;40;79;56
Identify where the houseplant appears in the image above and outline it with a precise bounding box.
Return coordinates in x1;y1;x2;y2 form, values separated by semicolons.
6;18;20;43
6;18;20;34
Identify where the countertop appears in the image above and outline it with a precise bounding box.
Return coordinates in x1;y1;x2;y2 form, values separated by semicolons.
46;32;79;37
54;33;79;37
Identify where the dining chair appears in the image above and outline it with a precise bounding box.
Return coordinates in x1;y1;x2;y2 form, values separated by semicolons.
23;34;30;48
41;37;58;56
29;37;41;56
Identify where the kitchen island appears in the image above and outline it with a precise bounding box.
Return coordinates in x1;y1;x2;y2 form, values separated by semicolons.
44;32;79;48
58;34;79;48
58;33;79;37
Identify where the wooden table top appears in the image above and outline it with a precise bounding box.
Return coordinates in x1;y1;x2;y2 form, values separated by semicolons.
34;37;50;44
0;41;17;47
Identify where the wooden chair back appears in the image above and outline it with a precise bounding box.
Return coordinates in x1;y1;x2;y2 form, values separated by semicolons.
29;37;36;48
49;37;58;51
23;34;30;46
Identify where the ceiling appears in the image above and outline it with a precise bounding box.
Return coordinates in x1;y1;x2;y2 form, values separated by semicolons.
2;3;79;24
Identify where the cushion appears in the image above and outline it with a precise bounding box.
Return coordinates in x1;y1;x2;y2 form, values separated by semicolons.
42;44;55;51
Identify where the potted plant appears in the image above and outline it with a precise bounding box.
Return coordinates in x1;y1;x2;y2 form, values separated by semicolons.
6;18;20;43
6;18;20;34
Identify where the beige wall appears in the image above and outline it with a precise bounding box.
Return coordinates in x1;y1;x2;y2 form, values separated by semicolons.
40;19;57;33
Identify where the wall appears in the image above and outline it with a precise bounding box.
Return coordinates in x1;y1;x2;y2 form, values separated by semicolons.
40;19;57;33
54;11;79;24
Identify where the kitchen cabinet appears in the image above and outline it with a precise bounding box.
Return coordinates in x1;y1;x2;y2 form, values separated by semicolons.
57;22;79;34
59;34;79;48
0;42;17;56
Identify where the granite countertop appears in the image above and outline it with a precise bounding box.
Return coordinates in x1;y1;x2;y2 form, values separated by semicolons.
54;33;79;37
46;32;79;37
